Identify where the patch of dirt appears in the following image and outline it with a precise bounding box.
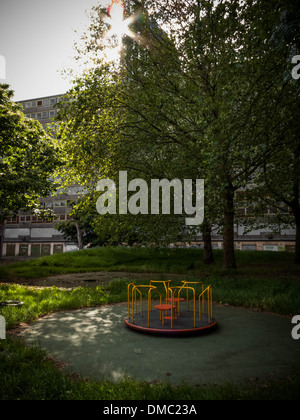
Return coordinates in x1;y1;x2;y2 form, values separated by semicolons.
2;271;184;289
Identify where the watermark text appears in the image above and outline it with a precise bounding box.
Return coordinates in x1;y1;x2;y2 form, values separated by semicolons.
291;316;300;340
292;55;300;80
96;171;204;226
0;316;6;340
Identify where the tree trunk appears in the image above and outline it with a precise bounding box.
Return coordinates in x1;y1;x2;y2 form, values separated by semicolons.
74;221;84;250
292;159;300;264
294;208;300;264
201;219;214;265
223;185;237;269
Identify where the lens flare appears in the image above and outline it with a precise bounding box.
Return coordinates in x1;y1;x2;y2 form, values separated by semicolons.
105;0;134;46
100;0;137;64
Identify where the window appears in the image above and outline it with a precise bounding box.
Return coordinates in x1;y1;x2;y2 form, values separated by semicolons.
31;244;41;257
55;200;66;207
37;100;43;106
32;216;43;223
41;244;51;256
43;99;50;107
37;112;49;120
50;98;57;106
53;244;63;254
31;114;36;118
268;207;278;215
25;101;36;108
20;216;31;222
6;244;16;257
45;202;53;209
242;244;257;251
19;244;29;257
50;110;57;118
6;217;19;224
246;207;254;216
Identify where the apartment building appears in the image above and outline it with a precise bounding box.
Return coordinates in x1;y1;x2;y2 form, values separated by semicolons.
22;94;60;125
0;94;81;259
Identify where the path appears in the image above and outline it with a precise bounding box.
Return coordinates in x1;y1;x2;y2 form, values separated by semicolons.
5;271;183;288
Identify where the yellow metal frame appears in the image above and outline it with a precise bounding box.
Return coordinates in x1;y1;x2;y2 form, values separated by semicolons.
181;281;204;311
128;283;162;328
127;280;214;330
177;286;196;328
150;280;172;300
198;285;213;323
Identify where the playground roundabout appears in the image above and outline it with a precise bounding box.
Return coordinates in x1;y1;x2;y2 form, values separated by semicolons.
17;276;300;386
125;280;217;336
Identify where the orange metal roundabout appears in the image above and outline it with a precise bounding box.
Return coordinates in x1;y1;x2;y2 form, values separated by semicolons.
125;280;217;336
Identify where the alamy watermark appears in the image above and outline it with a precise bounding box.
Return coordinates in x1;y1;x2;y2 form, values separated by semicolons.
96;171;204;226
0;316;5;340
292;55;300;80
291;316;300;340
0;55;6;80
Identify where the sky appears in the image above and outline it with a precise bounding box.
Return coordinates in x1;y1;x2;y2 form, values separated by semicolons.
0;0;107;101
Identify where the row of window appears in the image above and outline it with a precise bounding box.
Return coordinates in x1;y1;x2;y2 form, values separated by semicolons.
41;200;74;208
237;206;293;217
26;110;57;120
5;200;76;224
6;243;64;257
5;214;72;224
24;97;59;109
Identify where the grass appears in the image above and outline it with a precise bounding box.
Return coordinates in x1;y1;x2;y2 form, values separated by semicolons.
0;247;300;400
0;284;108;329
0;279;135;330
0;247;206;279
1;337;300;400
212;275;300;315
0;246;299;280
1;247;300;316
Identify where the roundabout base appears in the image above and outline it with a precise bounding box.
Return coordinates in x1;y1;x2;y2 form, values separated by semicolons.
125;309;217;336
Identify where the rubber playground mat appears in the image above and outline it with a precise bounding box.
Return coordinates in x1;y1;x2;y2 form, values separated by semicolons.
19;303;300;386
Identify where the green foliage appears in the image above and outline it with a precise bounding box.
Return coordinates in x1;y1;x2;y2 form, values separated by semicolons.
56;0;300;268
0;84;62;217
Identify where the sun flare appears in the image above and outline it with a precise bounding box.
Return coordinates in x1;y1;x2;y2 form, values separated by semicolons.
104;0;134;47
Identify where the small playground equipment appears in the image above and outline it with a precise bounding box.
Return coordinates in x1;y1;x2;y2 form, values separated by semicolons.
125;280;217;335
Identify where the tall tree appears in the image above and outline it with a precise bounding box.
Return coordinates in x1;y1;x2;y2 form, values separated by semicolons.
58;0;297;269
239;0;300;263
0;84;62;218
244;99;300;264
118;0;293;268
